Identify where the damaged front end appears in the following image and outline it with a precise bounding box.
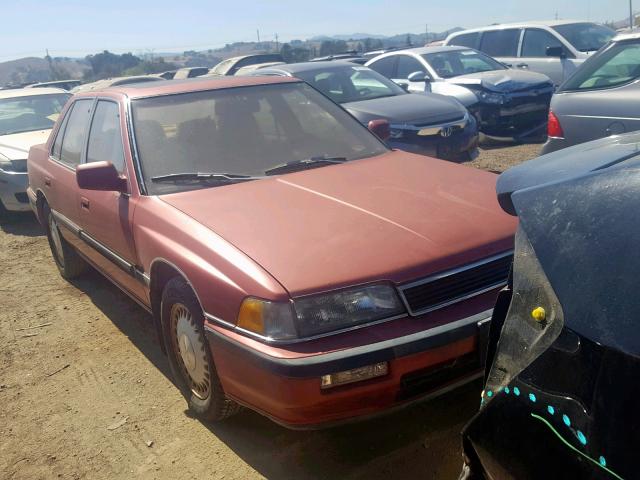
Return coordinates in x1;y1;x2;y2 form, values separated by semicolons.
461;148;640;479
466;84;553;140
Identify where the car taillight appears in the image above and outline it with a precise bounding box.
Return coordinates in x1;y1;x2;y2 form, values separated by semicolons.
547;111;564;138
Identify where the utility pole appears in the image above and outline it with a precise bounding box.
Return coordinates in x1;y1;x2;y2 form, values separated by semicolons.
257;29;261;43
630;0;634;29
425;24;428;43
555;11;558;20
275;33;279;51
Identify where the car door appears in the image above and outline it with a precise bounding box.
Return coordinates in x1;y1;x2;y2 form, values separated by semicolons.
76;99;146;301
478;28;521;69
521;28;578;85
46;98;94;247
392;54;431;93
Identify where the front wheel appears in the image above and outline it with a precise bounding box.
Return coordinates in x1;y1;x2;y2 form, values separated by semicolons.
161;277;241;421
43;204;86;280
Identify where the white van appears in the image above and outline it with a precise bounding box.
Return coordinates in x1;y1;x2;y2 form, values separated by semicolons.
444;21;615;86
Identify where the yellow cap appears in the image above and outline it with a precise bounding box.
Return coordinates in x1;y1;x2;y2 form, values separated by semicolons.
531;306;546;323
237;298;265;334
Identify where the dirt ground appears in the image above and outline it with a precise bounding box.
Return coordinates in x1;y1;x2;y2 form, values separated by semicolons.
0;142;540;480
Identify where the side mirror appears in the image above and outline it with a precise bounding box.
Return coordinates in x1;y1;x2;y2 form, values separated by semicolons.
368;119;391;141
546;46;566;58
407;71;430;83
76;161;128;192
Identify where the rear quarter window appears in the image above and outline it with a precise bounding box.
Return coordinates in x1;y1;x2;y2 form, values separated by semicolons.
368;56;396;78
449;32;480;49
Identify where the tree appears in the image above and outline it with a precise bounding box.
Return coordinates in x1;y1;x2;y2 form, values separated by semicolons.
280;43;293;62
406;34;412;46
84;51;141;80
122;58;177;76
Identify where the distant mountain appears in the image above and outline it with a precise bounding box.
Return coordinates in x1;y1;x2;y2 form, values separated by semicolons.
310;33;388;41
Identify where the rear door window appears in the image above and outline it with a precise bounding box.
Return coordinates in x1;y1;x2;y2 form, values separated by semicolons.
52;110;71;159
449;32;480;49
59;99;93;167
368;56;397;78
479;29;520;57
86;101;126;172
522;29;566;57
396;55;427;79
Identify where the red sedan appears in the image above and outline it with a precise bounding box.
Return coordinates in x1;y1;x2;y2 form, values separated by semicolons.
27;76;516;428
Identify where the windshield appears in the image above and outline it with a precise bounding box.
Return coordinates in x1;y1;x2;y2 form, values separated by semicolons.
131;82;388;195
422;49;505;78
0;93;70;136
552;22;615;53
560;41;640;91
295;65;405;103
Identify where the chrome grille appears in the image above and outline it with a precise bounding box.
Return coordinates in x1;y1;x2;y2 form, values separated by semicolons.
400;252;513;315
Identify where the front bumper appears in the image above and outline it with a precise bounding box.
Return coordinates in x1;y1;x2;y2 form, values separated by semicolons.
0;169;29;212
388;114;479;161
205;299;494;429
470;94;551;140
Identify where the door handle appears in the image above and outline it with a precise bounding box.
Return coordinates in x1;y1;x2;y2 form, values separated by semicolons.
80;197;90;210
44;177;51;187
516;63;529;69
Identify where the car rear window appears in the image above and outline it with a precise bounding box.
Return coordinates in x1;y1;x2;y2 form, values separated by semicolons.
479;29;520;57
560;41;640;91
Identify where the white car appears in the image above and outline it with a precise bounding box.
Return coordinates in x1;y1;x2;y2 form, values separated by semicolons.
366;46;554;140
0;88;70;215
444;21;615;86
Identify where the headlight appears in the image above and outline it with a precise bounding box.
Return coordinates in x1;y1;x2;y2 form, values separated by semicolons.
236;298;298;341
482;226;564;405
477;91;505;104
293;283;405;338
0;158;13;171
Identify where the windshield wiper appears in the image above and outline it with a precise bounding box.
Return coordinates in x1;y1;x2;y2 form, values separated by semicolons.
265;156;347;176
150;172;263;183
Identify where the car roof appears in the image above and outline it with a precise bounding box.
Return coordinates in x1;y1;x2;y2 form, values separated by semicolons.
448;20;591;35
0;87;69;99
374;46;468;56
614;31;640;41
263;60;359;74
77;75;300;99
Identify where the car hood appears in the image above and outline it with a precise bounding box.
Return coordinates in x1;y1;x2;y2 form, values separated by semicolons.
160;151;516;296
344;93;466;125
0;129;51;161
445;69;552;92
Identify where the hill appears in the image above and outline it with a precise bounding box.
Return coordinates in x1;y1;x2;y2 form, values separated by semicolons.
0;56;87;87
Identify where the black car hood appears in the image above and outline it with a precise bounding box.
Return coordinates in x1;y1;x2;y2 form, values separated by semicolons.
344;92;466;125
497;130;640;215
446;69;552;92
461;133;640;480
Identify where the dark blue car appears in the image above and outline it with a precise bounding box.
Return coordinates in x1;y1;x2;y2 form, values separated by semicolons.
254;61;479;161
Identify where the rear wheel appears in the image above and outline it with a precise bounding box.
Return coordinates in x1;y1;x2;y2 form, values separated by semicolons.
161;277;241;421
43;204;86;279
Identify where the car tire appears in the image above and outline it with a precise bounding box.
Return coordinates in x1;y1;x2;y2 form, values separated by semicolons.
43;203;86;280
161;276;241;421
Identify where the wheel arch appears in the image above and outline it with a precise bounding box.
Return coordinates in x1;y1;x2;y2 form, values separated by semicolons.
34;189;49;225
148;258;207;354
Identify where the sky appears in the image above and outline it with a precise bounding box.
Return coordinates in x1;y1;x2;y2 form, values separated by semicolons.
0;0;631;61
